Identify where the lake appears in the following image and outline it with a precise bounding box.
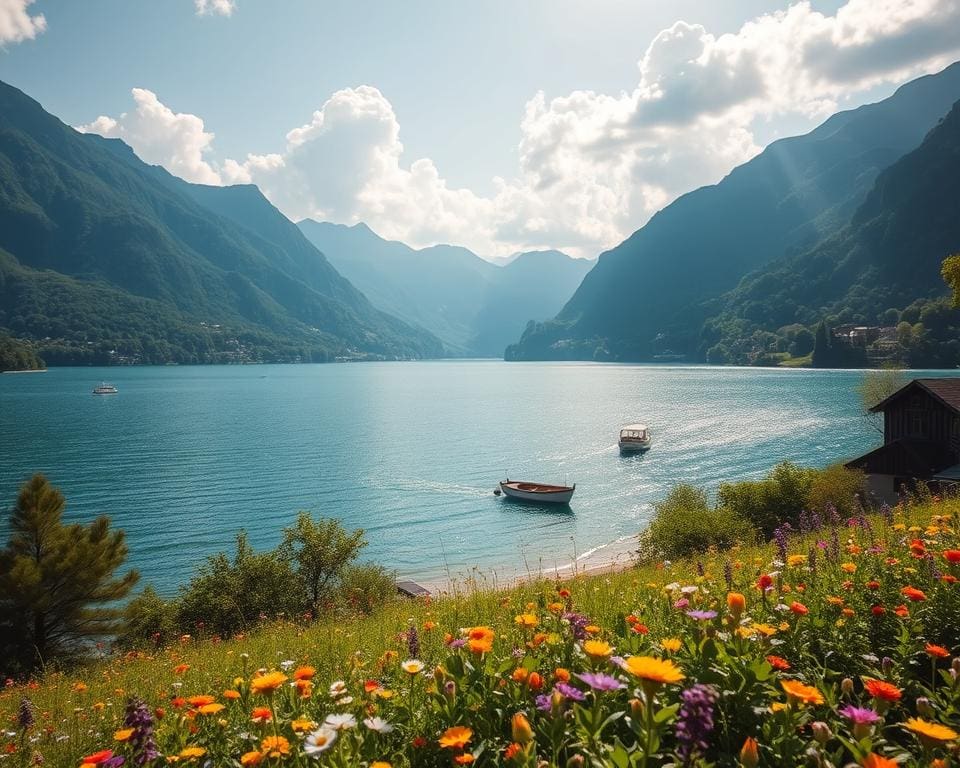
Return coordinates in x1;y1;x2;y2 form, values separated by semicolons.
0;362;948;594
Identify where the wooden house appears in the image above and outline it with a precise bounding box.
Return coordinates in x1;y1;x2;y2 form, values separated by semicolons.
846;378;960;502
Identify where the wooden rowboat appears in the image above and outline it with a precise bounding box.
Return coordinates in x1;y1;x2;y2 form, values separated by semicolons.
498;479;575;504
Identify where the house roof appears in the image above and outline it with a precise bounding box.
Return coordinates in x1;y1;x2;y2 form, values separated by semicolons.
845;438;957;477
869;378;960;414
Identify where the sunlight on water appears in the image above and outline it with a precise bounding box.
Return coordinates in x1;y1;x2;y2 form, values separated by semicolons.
2;362;956;594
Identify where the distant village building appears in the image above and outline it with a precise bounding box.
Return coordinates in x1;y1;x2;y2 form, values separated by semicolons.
846;378;960;502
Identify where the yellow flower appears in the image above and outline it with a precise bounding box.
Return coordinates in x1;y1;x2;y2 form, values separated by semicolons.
582;639;613;659
514;614;538;628
249;671;287;694
198;703;225;715
179;746;207;759
371;763;392;768
841;563;857;573
622;656;685;685
439;725;473;749
113;728;134;742
904;717;958;745
584;624;601;635
661;638;682;653
787;554;807;567
291;718;317;733
260;736;290;758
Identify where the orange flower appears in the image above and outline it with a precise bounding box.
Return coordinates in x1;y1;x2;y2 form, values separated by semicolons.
295;679;313;698
113;729;134;742
514;614;538;628
944;549;960;563
860;754;898;768
901;586;927;602
904;717;958;745
727;592;746;614
439;726;473;749
504;743;522;761
173;664;190;675
260;736;290;758
240;752;264;767
554;667;571;682
223;689;241;700
511;668;529;683
80;751;114;765
789;601;809;615
527;672;544;691
251;706;272;723
583;640;612;659
293;666;315;680
926;643;951;659
895;604;910;618
197;703;224;716
454;755;475;765
623;656;685;685
250;671;287;694
467;626;495;654
863;679;902;703
511;712;533;744
739;737;759;768
423;620;437;631
766;655;791;671
186;695;215;707
781;679;824;705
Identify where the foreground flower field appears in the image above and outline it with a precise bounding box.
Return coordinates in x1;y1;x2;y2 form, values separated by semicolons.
5;498;960;767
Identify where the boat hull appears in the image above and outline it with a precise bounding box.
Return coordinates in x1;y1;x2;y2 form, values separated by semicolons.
619;440;651;453
499;481;575;504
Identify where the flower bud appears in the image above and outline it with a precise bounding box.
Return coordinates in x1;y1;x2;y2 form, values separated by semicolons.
566;756;585;768
916;696;934;717
811;721;832;744
727;592;747;617
512;712;533;745
443;680;456;701
953;657;960;674
629;698;644;719
841;677;854;697
739;736;759;768
881;657;893;674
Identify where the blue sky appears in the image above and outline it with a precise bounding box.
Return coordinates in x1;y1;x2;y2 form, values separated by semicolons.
1;0;958;258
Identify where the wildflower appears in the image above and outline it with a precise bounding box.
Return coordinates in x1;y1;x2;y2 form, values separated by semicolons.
863;679;902;703
675;684;717;764
504;743;522;760
197;703;224;715
113;729;134;742
363;717;393;733
780;679;824;706
439;725;473;749
261;736;290;758
291;719;317;734
555;681;586;701
241;752;264;766
756;574;773;591
839;705;880;740
904;717;959;746
80;751;114;765
401;659;424;675
894;604;910;617
324;713;358;731
371;763;391;768
179;747;206;759
223;689;241;700
739;737;759;768
727;592;746;615
252;706;273;723
926;643;951;659
454;755;475;765
859;753;898;768
186;695;215;707
304;727;337;755
841;562;857;573
527;672;544;691
511;712;533;744
122;696;159;766
766;655;790;671
787;554;807;567
73;682;89;693
582;639;612;660
789;601;809;615
554;667;571;682
901;586;927;602
686;610;717;621
407;623;420;659
293;666;315;680
514;613;538;628
944;549;960;563
466;626;495;654
623;656;685;686
576;672;624;691
17;698;34;730
661;638;682;653
250;672;287;694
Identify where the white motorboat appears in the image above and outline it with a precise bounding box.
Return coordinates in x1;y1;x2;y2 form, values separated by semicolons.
498;479;575;504
618;423;651;452
92;382;118;395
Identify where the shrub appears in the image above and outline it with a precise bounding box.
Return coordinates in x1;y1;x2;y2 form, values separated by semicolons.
806;463;865;517
335;563;397;615
117;586;178;649
642;484;754;560
717;461;813;535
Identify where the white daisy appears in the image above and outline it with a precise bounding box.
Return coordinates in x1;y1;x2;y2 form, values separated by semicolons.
323;713;357;731
304;726;337;756
363;716;394;734
328;680;348;697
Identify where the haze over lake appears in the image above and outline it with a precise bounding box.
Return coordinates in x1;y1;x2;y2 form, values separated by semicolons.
3;362;954;594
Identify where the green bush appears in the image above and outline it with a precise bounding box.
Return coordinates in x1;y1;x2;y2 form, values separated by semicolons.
117;586;178;649
335;563;397;616
717;461;813;535
807;463;865;517
642;484;754;560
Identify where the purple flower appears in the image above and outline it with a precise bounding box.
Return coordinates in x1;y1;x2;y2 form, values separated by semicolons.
675;684;717;765
774;525;789;563
838;705;880;725
18;697;34;730
123;696;160;765
535;693;553;712
563;612;591;641
555;682;586;702
576;672;625;692
447;638;466;649
723;560;733;591
674;598;690;610
685;610;717;621
406;623;420;660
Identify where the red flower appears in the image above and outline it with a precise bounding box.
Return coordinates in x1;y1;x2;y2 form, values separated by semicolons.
766;655;791;670
631;623;649;635
411;736;428;748
789;601;809;615
863;678;902;702
80;751;114;765
901;586;927;602
943;574;958;584
910;539;926;557
871;605;886;617
944;550;960;564
895;604;910;618
867;580;881;590
757;574;773;590
925;643;951;659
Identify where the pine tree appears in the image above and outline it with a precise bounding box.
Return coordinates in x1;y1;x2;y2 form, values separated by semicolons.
811;320;831;368
0;475;138;672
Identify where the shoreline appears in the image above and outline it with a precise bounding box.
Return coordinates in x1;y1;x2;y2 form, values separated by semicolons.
413;533;640;595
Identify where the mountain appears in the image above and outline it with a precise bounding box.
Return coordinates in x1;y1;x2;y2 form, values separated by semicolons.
703;97;960;367
296;220;593;356
506;62;960;362
0;80;442;365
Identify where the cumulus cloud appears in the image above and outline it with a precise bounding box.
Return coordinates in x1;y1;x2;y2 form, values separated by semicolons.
0;0;46;46
76;88;221;185
194;0;235;17
77;0;960;258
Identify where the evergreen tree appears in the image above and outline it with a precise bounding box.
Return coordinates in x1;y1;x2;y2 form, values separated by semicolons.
811;320;832;368
0;475;138;673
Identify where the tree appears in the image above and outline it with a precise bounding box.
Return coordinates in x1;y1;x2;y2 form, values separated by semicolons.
0;475;138;673
856;367;906;434
811;321;832;367
941;253;960;306
278;513;367;613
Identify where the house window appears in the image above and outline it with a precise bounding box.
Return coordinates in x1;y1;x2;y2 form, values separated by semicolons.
911;414;924;437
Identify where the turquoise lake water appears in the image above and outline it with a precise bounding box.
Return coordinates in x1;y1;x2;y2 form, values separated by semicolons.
2;362;955;594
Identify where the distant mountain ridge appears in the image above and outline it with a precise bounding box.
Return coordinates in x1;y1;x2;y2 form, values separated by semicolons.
507;61;960;362
0;80;442;364
297;220;594;356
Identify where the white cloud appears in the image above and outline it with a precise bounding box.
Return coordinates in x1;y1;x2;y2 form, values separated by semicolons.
76;0;960;258
76;88;221;185
194;0;235;17
0;0;46;46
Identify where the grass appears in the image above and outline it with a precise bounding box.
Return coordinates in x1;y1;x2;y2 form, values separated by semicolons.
4;497;960;766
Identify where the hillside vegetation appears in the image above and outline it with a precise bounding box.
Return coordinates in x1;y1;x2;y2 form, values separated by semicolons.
5;494;960;767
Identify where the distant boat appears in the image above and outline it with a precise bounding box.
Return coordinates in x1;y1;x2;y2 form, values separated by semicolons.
498;479;575;504
619;423;651;453
92;382;118;395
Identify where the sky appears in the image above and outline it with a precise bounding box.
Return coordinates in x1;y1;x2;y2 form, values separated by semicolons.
2;0;960;260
